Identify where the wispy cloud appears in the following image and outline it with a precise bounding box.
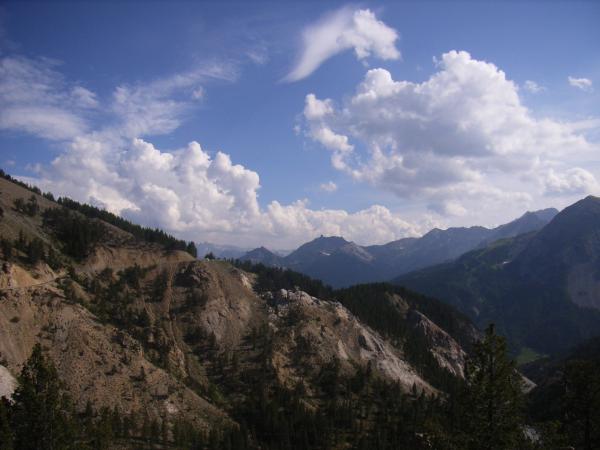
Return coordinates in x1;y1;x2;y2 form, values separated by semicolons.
319;181;338;192
0;56;91;140
111;62;238;138
246;43;269;65
568;76;593;91
285;7;400;82
523;80;544;93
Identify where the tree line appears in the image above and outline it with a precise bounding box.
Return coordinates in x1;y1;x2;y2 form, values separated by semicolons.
0;167;197;258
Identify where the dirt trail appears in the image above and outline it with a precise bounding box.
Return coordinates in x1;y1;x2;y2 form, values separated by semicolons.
0;275;65;292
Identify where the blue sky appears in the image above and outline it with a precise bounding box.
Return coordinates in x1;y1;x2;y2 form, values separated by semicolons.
1;1;599;248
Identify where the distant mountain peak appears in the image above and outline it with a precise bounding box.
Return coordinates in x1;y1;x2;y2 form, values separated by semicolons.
583;194;600;201
241;207;559;288
311;235;349;244
241;246;284;266
521;207;559;221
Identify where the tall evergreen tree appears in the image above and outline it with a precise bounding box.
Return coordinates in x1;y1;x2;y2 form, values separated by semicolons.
460;324;525;450
562;359;600;450
10;344;73;450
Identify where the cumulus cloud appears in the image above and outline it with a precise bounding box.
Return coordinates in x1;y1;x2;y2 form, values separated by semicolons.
543;167;599;196
427;200;467;217
523;80;544;93
36;136;421;248
302;50;599;218
568;76;593;91
45;138;262;232
265;201;419;247
319;181;338;192
285;7;400;82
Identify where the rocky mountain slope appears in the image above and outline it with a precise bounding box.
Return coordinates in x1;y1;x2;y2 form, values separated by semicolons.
241;209;558;288
396;196;600;356
0;175;476;447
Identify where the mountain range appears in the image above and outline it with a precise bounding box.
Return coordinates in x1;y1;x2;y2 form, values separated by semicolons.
240;208;558;288
396;196;600;356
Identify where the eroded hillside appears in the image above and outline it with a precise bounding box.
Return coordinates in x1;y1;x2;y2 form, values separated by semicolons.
0;175;475;448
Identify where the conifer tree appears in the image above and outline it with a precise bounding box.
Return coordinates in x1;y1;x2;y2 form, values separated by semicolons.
460;324;525;450
186;241;197;258
562;359;600;450
10;344;73;450
0;237;12;261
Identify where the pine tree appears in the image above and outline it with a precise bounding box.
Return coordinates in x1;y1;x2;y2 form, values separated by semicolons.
186;241;198;258
10;344;73;450
25;196;39;217
15;231;26;253
26;239;45;265
460;324;525;450
0;237;12;261
562;359;600;450
12;199;25;215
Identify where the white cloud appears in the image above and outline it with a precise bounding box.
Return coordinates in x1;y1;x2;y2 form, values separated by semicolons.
523;80;544;93
568;76;593;91
0;106;88;141
0;55;236;141
311;126;353;153
319;181;338;192
111;63;237;138
285;7;400;82
543;167;599;196
303;93;334;119
0;56;90;140
302;50;599;219
36;136;421;248
71;86;99;108
427;200;467;217
303;93;353;169
191;87;205;100
264;201;419;247
246;44;269;65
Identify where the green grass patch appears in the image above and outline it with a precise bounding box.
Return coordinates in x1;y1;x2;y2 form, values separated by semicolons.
516;347;546;366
